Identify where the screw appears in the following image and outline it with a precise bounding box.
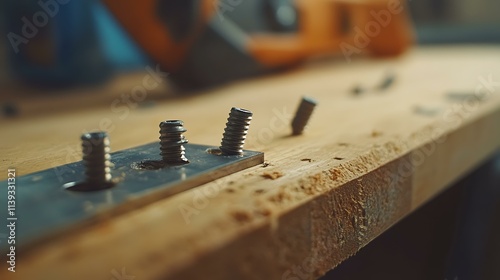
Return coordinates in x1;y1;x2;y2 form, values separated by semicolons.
159;120;189;164
377;72;396;91
220;107;253;155
291;97;317;135
81;132;112;186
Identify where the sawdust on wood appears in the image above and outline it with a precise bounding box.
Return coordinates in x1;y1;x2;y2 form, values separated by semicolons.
371;130;383;137
230;210;252;223
261;171;284;180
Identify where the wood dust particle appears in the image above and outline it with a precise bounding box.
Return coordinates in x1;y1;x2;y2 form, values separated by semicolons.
269;192;288;203
329;169;342;181
261;171;284;180
256;209;272;217
231;211;252;223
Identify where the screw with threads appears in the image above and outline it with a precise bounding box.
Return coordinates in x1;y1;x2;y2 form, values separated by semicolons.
291;97;317;135
220;107;253;155
81;132;112;187
159;120;189;164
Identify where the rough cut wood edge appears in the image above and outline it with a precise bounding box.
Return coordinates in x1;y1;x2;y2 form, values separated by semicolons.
1;46;500;280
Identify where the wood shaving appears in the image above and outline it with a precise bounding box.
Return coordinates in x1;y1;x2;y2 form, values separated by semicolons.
261;171;284;180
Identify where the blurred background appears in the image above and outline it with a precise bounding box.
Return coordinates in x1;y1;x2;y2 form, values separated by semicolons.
0;1;499;279
410;0;500;44
1;0;500;93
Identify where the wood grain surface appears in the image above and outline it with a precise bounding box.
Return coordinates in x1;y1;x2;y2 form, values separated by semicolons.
1;46;499;280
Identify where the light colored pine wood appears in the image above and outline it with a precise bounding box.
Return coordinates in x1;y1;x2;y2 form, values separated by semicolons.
1;46;499;280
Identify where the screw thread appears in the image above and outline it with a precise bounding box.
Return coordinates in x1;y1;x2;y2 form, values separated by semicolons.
81;132;112;185
160;120;189;163
220;107;253;155
291;97;317;135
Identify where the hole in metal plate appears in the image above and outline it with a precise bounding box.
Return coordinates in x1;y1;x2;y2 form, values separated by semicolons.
0;143;263;251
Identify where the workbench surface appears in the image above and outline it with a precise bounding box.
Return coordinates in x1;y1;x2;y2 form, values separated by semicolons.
1;46;499;280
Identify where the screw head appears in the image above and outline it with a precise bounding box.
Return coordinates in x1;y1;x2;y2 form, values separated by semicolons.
160;120;187;133
231;107;253;116
81;131;108;141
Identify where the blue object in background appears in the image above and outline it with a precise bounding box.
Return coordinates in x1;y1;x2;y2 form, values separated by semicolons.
5;0;119;88
93;1;149;71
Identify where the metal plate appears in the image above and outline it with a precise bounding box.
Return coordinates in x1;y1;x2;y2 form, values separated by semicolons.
0;143;263;250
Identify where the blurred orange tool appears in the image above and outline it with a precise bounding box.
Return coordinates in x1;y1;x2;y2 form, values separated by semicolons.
103;0;414;87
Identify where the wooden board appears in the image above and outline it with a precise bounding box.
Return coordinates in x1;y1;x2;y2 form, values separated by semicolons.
1;46;499;279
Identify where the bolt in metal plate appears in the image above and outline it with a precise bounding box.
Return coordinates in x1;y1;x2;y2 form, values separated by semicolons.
0;143;263;251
